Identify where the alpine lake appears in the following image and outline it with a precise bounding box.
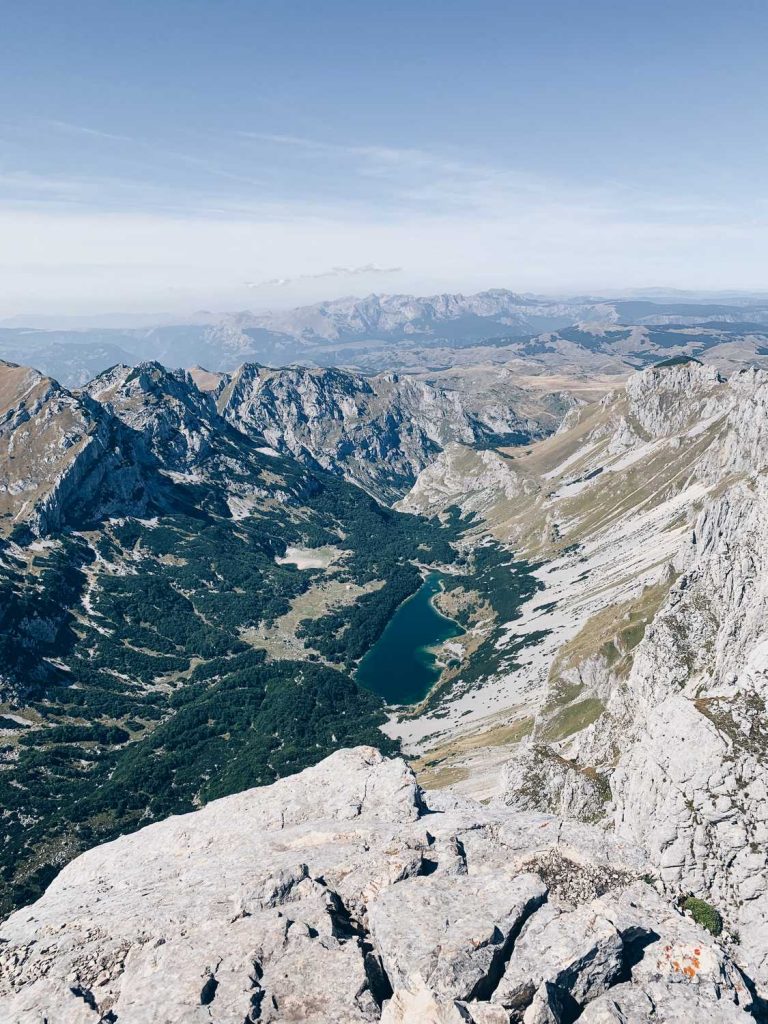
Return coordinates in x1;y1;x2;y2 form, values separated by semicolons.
356;571;463;705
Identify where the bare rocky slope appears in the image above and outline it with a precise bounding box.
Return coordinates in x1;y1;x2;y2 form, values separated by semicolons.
394;359;768;999
79;360;563;502
0;362;150;537
213;363;564;500
0;747;758;1023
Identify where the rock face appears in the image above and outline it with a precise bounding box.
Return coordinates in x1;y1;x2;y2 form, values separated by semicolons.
0;360;320;542
216;363;555;501
82;361;318;507
547;368;768;991
0;748;756;1023
1;356;547;540
606;473;768;991
0;360;154;536
7;351;525;536
77;358;556;504
218;364;477;501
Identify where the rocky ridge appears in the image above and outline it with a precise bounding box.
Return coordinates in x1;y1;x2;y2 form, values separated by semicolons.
0;360;319;542
0;747;756;1023
81;361;317;509
215;363;550;500
0;361;151;537
1;356;535;539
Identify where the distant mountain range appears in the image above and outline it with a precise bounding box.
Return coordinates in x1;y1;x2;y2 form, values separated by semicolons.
4;288;768;385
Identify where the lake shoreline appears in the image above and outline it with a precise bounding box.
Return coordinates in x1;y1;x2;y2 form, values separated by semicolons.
355;570;465;706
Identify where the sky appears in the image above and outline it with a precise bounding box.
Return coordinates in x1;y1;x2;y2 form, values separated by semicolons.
1;0;767;318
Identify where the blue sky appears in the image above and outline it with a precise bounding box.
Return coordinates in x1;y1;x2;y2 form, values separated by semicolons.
1;0;767;315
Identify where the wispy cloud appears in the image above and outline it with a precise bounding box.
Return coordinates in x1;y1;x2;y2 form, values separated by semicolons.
2;118;266;202
238;131;424;163
1;125;767;315
40;119;137;144
5;122;749;229
246;264;402;289
237;129;642;223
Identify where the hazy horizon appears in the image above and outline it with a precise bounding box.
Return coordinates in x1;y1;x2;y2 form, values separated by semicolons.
5;284;768;332
2;0;767;317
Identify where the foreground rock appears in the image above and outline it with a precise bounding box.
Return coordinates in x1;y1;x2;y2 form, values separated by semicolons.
0;748;756;1023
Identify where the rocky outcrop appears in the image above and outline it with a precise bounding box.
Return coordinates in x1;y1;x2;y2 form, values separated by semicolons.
602;474;768;992
0;748;756;1023
501;745;609;824
0;360;328;538
399;442;534;519
218;365;469;500
516;374;768;992
83;361;226;471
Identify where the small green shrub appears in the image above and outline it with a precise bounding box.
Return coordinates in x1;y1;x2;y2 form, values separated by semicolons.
683;896;723;936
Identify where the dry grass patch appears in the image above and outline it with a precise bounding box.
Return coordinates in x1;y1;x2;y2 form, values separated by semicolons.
539;697;605;743
242;577;383;662
411;715;534;789
547;575;676;699
414;764;470;790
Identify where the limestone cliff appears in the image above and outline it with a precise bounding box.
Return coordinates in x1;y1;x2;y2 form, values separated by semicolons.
397;361;768;1000
217;364;545;501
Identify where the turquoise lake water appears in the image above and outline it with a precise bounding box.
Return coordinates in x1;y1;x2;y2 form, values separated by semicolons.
356;572;464;705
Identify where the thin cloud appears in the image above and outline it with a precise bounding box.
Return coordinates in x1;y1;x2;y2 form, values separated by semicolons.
238;131;465;174
41;119;136;144
236;130;608;218
240;131;414;159
9;120;265;197
2;128;768;315
247;264;403;289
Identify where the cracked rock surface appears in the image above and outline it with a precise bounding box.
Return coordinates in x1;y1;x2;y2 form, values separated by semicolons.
0;747;757;1022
